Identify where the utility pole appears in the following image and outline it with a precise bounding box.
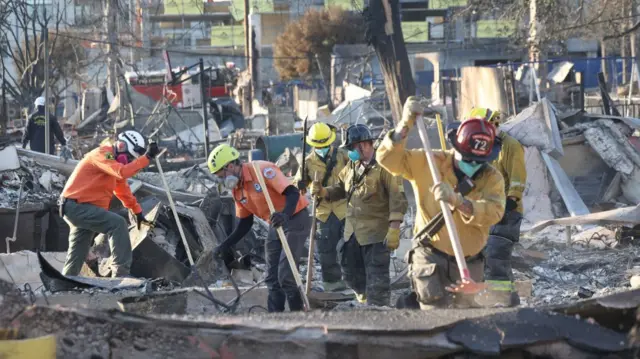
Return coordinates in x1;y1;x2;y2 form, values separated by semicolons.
528;0;547;90
199;58;210;156
106;0;119;100
632;0;638;60
631;0;639;93
368;0;416;124
1;60;7;136
250;27;258;105
244;0;253;115
129;0;136;66
43;1;51;155
243;0;250;69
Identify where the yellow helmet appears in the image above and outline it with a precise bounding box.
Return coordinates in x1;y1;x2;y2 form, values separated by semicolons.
306;122;336;148
208;144;240;174
467;108;501;127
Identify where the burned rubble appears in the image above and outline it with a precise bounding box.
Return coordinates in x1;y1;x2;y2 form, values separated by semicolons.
0;152;66;209
1;99;640;357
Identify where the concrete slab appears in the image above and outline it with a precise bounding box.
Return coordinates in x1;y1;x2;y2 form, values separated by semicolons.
31;285;270;315
0;251;66;289
0;146;21;172
1;277;635;358
33;291;135;309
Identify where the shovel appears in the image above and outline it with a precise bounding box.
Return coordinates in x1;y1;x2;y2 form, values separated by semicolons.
5;177;25;254
415;116;487;295
251;162;311;311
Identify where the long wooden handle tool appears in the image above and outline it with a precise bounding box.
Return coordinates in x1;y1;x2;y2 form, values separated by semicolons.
416;116;486;294
305;172;319;295
251;162;311;311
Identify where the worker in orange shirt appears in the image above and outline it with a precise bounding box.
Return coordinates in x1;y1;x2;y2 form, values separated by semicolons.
208;144;311;312
59;130;160;277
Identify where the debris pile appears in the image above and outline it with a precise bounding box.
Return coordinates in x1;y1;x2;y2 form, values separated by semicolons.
499;100;640;231
135;165;217;194
514;225;639;307
0;153;67;208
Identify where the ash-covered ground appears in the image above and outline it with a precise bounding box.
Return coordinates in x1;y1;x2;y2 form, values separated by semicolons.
515;225;639;307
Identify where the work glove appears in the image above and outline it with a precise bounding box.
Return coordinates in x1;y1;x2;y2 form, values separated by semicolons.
270;212;289;228
499;198;519;225
505;198;518;212
144;142;160;159
297;181;307;195
431;182;464;209
133;212;151;230
397;96;424;133
60;145;73;161
309;180;327;199
384;227;401;250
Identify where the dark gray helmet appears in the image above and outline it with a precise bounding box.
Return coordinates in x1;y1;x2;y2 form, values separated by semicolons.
343;124;374;149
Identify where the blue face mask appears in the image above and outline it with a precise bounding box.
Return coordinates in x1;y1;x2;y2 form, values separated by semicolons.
458;160;483;178
348;149;361;162
315;147;330;158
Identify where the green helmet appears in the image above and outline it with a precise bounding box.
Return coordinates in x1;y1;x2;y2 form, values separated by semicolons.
208;144;240;173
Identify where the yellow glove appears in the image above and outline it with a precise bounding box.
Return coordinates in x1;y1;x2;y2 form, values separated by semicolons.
396;96;424;133
309;181;327;198
431;182;464;209
384;227;401;250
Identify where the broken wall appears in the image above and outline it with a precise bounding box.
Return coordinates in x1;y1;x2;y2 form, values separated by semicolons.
501;99;563;158
521;147;555;229
459;66;509;121
573;119;640;204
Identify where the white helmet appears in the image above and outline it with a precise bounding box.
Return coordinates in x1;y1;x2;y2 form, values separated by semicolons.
116;130;147;158
34;97;46;107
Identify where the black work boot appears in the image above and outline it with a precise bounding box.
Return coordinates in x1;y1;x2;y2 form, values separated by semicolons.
481;234;519;307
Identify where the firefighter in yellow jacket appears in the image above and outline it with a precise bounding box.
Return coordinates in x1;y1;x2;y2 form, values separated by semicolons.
310;124;408;306
295;122;349;292
467;108;526;306
377;97;505;309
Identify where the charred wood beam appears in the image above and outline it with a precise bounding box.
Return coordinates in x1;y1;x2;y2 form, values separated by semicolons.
365;0;416;124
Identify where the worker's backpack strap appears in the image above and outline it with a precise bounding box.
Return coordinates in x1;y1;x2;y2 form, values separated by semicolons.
321;147;338;188
346;159;376;204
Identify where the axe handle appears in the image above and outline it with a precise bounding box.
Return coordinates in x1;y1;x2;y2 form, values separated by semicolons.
305;172;319;295
155;154;195;266
300;116;308;186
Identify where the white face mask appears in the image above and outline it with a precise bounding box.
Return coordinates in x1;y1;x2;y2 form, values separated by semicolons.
223;175;239;189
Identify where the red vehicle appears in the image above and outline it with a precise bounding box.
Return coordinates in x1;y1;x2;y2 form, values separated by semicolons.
124;67;231;107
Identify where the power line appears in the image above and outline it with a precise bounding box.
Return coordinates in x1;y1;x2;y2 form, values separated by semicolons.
2;18;380;61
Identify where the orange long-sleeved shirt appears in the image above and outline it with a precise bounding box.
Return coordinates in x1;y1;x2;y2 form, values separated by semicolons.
62;145;149;214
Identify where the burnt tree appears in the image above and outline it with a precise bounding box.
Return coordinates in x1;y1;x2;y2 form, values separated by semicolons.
365;0;415;124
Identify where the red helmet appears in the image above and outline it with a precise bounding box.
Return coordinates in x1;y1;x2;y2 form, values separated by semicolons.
446;119;499;162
